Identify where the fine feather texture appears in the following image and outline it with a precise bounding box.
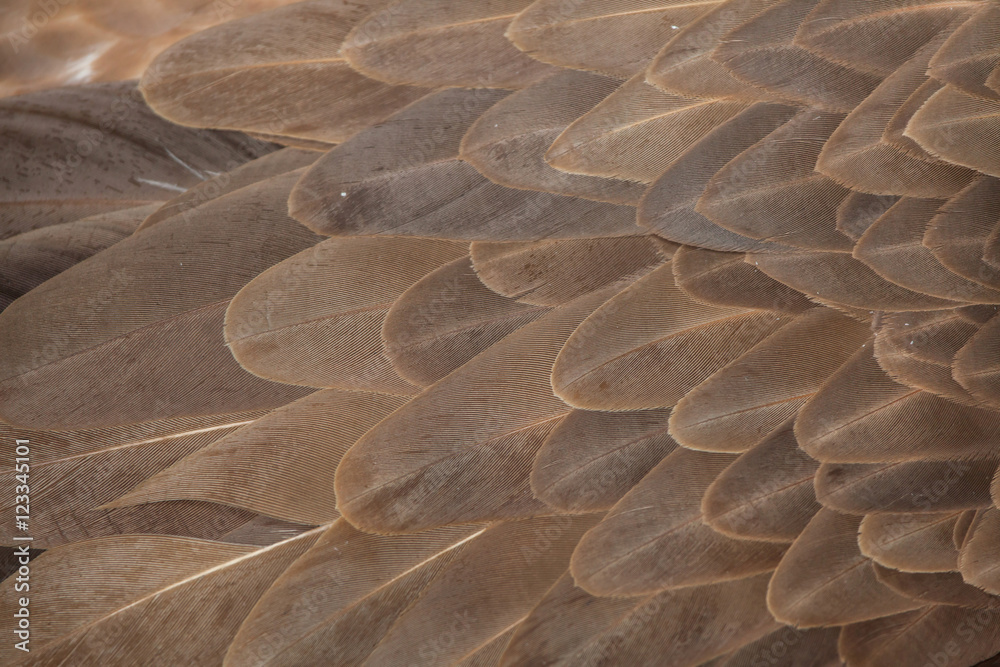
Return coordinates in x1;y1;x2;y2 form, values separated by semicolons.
104;389;410;526
860;511;964;573
470;236;664;306
669;307;870;452
531;408;677;512
141;1;430;144
570;448;787;596
960;508;1000;595
224;235;467;392
906;84;1000;178
700;416;822;542
341;0;556;88
766;509;922;627
0;169;320;430
0;80;274;240
335;285;619;533
552;262;792;410
383;256;551;386
873;564;1000;609
928;1;1000;100
460;69;646;204
0;531;320;665
507;0;722;77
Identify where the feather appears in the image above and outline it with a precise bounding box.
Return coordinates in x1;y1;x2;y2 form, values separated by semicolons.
0;414;271;549
928;2;1000;101
103;389;409;526
334;286;618;533
0;531;320;665
290;87;640;241
645;0;783;100
0;169;320;430
797;346;1000;463
874;564;1000;609
141;1;429;144
137;148;319;231
0;80;273;240
637;102;804;253
225;521;484;666
531;408;677;512
507;0;722;77
360;515;597;666
546;72;754;184
341;0;556;88
670;246;815;312
697;109;855;251
955;509;979;550
714;626;841;667
855;199;1000;303
767;509;922;627
0;204;157;310
954;311;1000;408
552;262;792;411
793;0;975;76
710;0;884;113
815;460;997;514
502;572;781;667
816;32;978;198
859;512;964;573
383;256;551;386
571;448;787;596
839;606;1000;667
906;84;1000;178
923;176;1000;291
670;308;869;452
701;416;822;542
470;236;664;306
224;236;467;393
873;326;979;405
749;250;964;311
877;309;981;367
960;507;1000;595
460;69;645;204
836;191;901;242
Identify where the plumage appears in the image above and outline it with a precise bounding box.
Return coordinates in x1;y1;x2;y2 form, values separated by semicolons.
9;0;1000;663
570;448;787;596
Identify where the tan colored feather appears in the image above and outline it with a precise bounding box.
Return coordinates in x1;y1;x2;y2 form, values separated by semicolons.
859;511;963;574
224;236;467;393
0;531;319;666
817;460;997;515
671;246;815;312
906;84;1000;178
670;308;869;452
836;191;901;241
141;1;429;144
553;262;792;410
711;0;884;112
637;102;803;253
383;256;551;386
646;0;783;100
571;448;786;596
0;204;157;310
874;564;1000;609
335;286;618;533
960;507;1000;595
104;389;409;526
470;236;664;306
341;0;555;88
502;572;781;667
749;250;964;311
0;80;272;240
767;509;922;627
460;69;646;204
546;72;754;184
797;346;1000;463
531;408;676;512
839;606;1000;667
954;311;1000;408
0;169;320;430
701;416;822;543
507;0;722;77
697;109;855;251
924;176;1000;291
928;2;1000;100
